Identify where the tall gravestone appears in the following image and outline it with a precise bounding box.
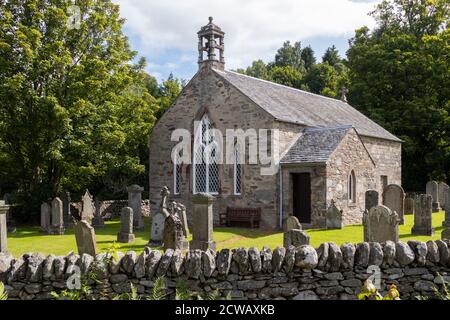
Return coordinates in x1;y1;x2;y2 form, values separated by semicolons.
190;193;216;251
174;202;189;237
404;197;415;215
61;191;73;227
326;200;343;229
426;181;440;212
364;190;379;241
0;204;8;253
92;198;105;229
40;202;51;232
163;211;189;251
149;187;170;246
438;182;449;210
443;188;450;228
50;197;65;235
117;207;135;243
363;205;399;242
383;184;405;225
74;220;97;257
127;185;144;230
81;190;95;223
412;194;434;236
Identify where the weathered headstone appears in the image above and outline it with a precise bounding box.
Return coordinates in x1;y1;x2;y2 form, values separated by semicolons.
404;197;415;215
283;229;310;247
426;181;440;212
49;197;65;235
61;191;73;227
81;189;95;222
92;198;105;229
149;187;170;246
74;220;97;257
0;205;8;253
283;216;302;231
383;184;405;225
438;182;449;210
127;184;144;230
412;194;435;236
163;211;189;251
190;193;216;251
365;190;379;212
117;207;135;243
326;200;343;229
444;188;450;228
174;202;189;237
40;202;51;232
363;205;399;242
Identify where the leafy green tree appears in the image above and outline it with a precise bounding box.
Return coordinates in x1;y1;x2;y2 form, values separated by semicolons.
274;41;305;73
301;45;316;70
347;0;450;190
0;0;158;217
302;63;340;98
322;45;342;67
268;65;303;88
242;59;269;80
154;73;183;120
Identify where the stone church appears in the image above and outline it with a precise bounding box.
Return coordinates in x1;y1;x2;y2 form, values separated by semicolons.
149;18;402;230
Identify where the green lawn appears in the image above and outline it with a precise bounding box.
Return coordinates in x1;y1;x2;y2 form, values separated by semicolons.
6;211;446;257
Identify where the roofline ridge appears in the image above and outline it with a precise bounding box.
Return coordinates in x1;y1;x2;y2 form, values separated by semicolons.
304;125;353;132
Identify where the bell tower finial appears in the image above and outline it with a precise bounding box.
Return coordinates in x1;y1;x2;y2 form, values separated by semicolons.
197;17;225;70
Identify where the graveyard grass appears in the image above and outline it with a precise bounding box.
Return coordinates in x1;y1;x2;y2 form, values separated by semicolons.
7;211;446;257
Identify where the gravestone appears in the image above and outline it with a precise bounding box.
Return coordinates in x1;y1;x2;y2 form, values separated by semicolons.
81;189;95;222
174;202;189;237
438;182;449;210
283;216;302;231
49;197;65;235
163;211;189;251
363;205;399;242
365;190;379;212
74;220;97;257
117;207;135;243
404;197;415;215
61;191;73;227
40;202;51;232
283;229;310;247
383;184;405;225
149;187;170;246
326;200;343;229
442;188;450;227
190;193;216;251
92;198;105;229
412;194;435;236
0;205;8;253
426;181;440;212
127;184;144;230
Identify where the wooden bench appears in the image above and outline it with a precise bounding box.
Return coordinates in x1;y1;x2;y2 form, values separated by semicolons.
224;207;261;229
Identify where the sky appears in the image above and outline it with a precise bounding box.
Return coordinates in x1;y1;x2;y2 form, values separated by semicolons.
113;0;381;82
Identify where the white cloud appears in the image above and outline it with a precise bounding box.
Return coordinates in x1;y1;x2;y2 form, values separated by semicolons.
115;0;380;77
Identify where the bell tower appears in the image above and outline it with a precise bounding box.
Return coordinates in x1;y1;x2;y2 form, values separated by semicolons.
197;17;225;70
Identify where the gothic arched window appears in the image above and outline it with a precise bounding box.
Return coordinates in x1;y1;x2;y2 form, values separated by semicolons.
193;114;219;194
173;149;182;195
234;142;242;195
348;170;356;203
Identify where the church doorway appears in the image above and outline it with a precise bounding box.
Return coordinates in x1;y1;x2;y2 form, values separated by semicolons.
292;173;311;224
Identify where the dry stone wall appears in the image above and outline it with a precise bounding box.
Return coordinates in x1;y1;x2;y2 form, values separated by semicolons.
1;240;449;300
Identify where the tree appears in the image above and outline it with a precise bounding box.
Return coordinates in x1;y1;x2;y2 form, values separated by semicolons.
302;63;339;98
322;45;342;67
243;59;269;80
268;65;302;88
274;41;305;72
154;73;184;120
347;0;450;191
0;0;158;217
301;45;316;70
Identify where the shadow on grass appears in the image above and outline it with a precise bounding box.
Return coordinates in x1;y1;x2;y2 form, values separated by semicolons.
399;225;445;239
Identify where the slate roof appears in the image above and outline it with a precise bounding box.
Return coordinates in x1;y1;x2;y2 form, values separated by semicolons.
280;126;353;164
214;69;401;142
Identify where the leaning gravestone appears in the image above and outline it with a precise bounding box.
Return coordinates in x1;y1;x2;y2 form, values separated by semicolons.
363;205;399;242
81;189;95;222
190;193;216;251
49;197;65;235
412;194;435;236
40;202;51;232
283;229;310;247
443;188;450;228
117;207;135;243
0;204;8;253
383;184;405;225
326;200;343;229
174;202;189;237
404;197;415;215
74;220;97;257
426;181;440;212
92;198;105;229
438;182;449;210
163;211;189;251
283;216;302;231
127;184;144;230
149;187;171;246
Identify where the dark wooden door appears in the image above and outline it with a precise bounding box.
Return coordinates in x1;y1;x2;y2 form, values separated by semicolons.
292;173;311;224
